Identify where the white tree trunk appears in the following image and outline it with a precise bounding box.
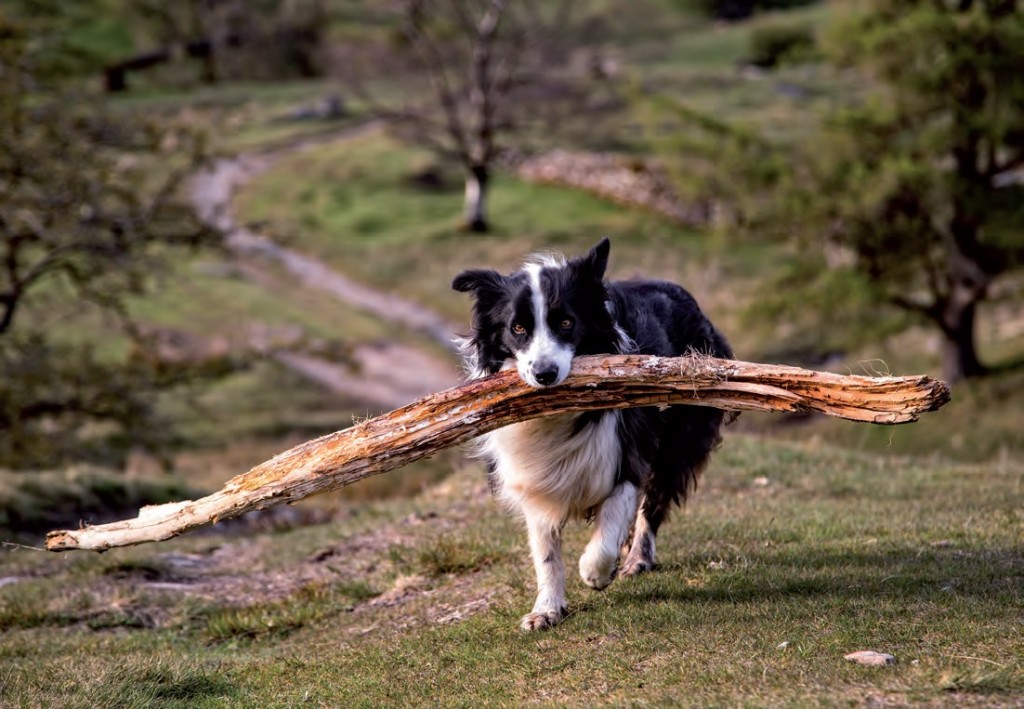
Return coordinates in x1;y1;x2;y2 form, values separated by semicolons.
463;166;489;232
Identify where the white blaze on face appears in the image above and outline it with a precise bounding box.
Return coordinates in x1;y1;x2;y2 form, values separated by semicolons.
516;263;574;387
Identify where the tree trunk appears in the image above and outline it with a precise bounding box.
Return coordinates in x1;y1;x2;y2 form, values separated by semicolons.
46;354;951;553
940;202;989;383
0;294;17;335
463;164;489;233
939;283;986;384
200;48;218;84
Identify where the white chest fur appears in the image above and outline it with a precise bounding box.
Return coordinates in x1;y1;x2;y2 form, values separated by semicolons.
481;411;621;523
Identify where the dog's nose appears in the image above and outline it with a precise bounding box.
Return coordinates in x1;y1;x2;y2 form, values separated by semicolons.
533;363;560;386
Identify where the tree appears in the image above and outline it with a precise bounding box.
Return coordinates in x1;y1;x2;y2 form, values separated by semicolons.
683;0;1024;384
114;0;328;89
342;0;579;233
0;6;223;466
809;0;1024;383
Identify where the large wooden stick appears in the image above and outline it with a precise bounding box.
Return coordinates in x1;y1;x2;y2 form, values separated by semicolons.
46;355;949;552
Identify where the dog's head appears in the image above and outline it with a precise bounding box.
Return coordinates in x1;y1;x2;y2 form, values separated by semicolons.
453;238;616;387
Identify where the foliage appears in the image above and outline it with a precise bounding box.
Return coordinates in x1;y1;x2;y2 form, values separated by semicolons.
0;334;238;469
633;90;788;236
121;0;330;85
746;20;816;67
0;9;225;467
0;0;134;79
0;465;197;537
779;0;1024;382
657;0;1024;383
681;0;821;21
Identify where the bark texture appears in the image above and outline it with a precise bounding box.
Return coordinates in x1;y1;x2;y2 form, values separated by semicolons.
46;354;950;553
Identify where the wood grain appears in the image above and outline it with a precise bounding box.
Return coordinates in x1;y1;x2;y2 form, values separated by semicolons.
46;354;950;552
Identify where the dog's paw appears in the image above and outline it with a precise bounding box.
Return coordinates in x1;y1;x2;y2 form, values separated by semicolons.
520;608;566;631
579;548;618;590
619;557;654;578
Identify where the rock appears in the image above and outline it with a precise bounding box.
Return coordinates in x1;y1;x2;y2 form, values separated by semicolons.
515;149;711;227
844;651;896;666
753;476;771;487
282;94;346;122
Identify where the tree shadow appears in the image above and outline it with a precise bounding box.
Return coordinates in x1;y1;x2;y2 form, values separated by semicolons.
984;354;1024;377
606;545;1024;606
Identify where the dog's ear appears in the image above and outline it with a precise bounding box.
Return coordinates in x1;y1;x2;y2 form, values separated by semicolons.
452;269;506;299
573;237;610;282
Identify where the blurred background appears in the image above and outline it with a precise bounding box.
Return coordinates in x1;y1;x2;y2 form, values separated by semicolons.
1;0;1022;537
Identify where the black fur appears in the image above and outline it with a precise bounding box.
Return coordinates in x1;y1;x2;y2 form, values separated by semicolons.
606;278;733;530
452;240;618;377
454;237;732;553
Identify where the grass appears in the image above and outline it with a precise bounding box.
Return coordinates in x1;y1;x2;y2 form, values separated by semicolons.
9;659;238;709
202;597;323;645
110;76;363;152
658;4;834;69
127;255;392;344
1;436;1020;706
414;535;507;578
767;367;1024;462
0;468;197;540
234;130;716;323
234;127;1024;463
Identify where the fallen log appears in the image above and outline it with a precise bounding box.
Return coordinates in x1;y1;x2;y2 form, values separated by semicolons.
46;354;950;552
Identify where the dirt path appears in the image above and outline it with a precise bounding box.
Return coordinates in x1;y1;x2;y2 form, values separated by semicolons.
189;124;461;405
276;342;460;410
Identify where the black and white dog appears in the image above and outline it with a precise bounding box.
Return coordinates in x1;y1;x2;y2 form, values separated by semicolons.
452;238;732;631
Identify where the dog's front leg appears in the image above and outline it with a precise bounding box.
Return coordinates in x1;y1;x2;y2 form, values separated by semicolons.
579;482;638;590
521;512;567;631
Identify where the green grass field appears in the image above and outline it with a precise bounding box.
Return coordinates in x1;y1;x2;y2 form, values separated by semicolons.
2;437;1021;707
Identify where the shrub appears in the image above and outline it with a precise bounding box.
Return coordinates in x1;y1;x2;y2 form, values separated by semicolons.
747;21;816;67
677;0;821;21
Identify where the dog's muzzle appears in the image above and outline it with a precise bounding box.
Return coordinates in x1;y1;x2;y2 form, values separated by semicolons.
531;361;561;387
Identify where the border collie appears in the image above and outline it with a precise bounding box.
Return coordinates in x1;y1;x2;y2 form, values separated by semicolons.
453;238;732;631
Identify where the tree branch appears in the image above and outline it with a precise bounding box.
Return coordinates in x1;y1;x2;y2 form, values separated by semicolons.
469;0;506;164
401;0;473;164
0;293;18;335
887;293;942;321
46;354;950;553
989;150;1024;180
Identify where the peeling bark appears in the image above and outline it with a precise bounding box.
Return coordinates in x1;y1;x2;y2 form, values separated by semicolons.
46;354;950;553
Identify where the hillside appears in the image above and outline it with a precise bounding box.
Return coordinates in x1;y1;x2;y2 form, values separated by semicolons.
2;437;1022;706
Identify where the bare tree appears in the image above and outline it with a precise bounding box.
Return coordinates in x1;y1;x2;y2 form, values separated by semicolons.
342;0;579;232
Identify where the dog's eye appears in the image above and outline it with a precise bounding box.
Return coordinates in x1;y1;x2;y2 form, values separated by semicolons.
560;318;574;330
511;323;526;335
